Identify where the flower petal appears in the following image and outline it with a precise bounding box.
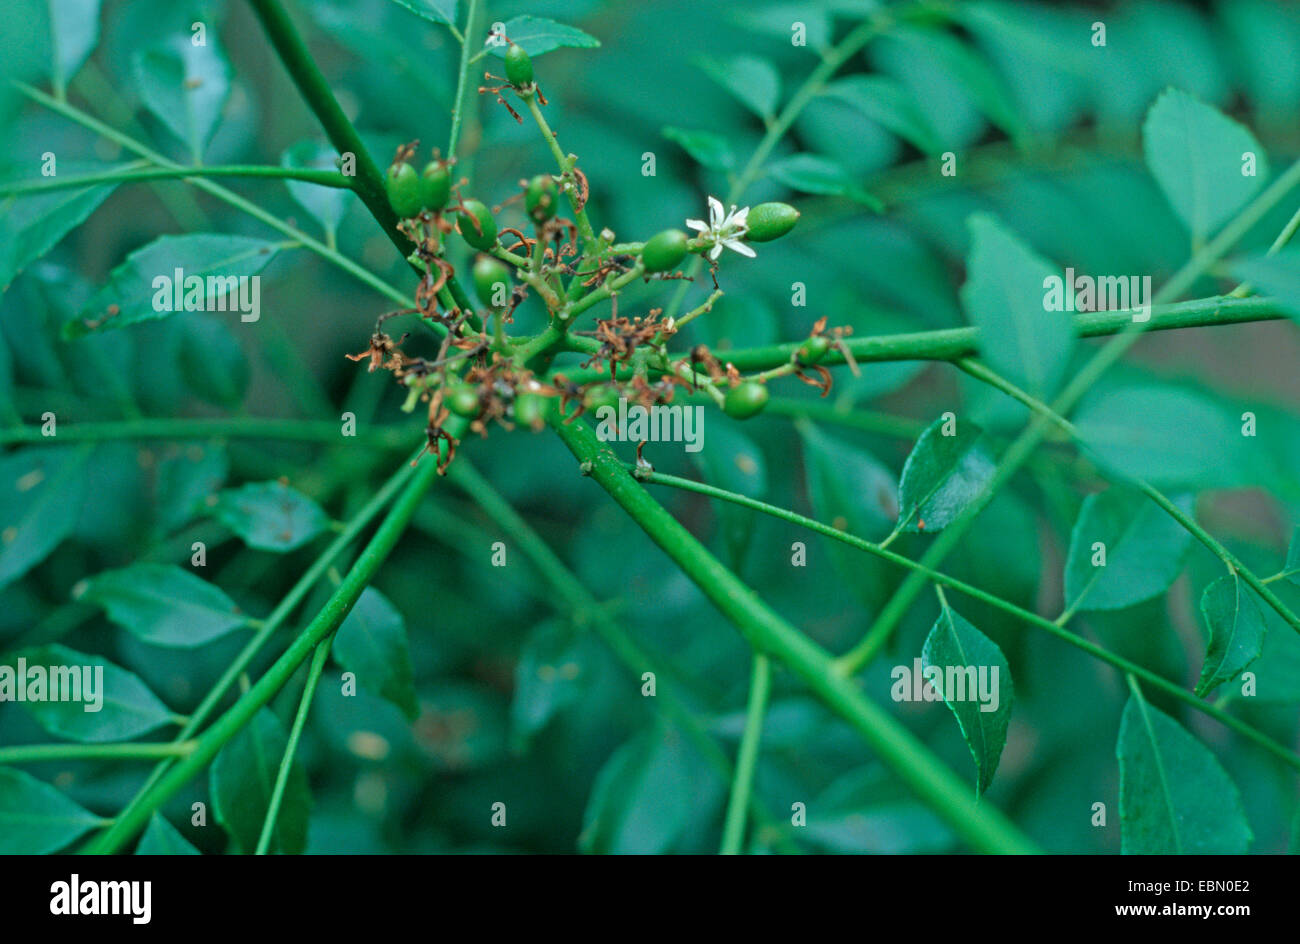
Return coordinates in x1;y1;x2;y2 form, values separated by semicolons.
709;243;724;261
685;219;708;233
707;196;724;228
723;238;756;258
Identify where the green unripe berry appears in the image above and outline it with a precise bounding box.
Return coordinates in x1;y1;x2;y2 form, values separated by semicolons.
419;161;452;212
745;202;800;242
505;43;534;88
795;335;831;366
385;161;422;219
458;199;498;250
525;174;558;223
513;392;547;429
641;229;689;274
445;386;481;418
723;381;769;420
472;255;512;308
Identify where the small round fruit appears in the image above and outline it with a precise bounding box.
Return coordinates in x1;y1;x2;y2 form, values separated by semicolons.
444;386;481;418
385;161;422;219
504;43;534;88
723;381;769;420
513;392;546;429
419;160;452;212
641;229;689;274
472;255;512;308
525;174;558;223
795;335;831;366
745;202;800;242
457;199;498;250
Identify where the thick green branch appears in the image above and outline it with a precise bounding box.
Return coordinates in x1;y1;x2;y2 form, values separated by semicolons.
548;414;1039;854
553;296;1289;386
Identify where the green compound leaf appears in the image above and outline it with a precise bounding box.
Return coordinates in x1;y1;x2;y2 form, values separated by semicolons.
897;415;995;533
212;480;329;552
821;75;944;155
487;15;600;57
1063;487;1193;612
961;213;1074;401
15;644;172;742
386;0;456;27
921;603;1013;795
510;618;590;748
765;154;883;210
154;443;229;533
1195;574;1267;697
579;722;726;854
0;179;116;291
132;33;232;159
696;54;781;121
1229;248;1300;324
63;234;281;339
889;25;1028;145
0;446;88;588
800;424;896;609
1073;384;1244;489
0;767;103;853
333;588;418;721
210;708;310;855
48;0;103;91
281;139;352;234
135;812;200;855
661;126;736;171
1117;689;1252;854
1142;87;1268;243
79;562;247;648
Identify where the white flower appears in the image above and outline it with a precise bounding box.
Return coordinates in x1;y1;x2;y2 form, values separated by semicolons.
686;195;755;261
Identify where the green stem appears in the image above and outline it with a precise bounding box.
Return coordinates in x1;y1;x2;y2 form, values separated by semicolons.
0;164;351;197
0;418;412;448
549;414;1039;854
523;93;596;248
84;448;445;854
636;469;1300;773
720;653;771;855
553;295;1288;385
0;742;196;764
254;634;333;855
447;0;483;158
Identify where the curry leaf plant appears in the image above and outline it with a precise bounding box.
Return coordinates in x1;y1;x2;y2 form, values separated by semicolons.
1;0;1299;859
